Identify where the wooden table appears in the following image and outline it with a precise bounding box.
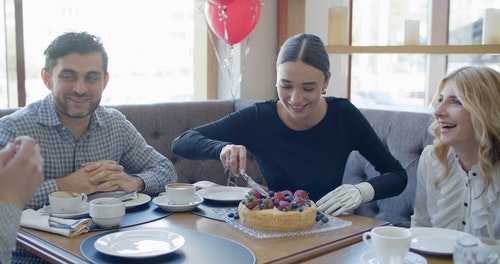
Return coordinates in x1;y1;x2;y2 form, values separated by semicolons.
17;212;388;264
302;240;454;264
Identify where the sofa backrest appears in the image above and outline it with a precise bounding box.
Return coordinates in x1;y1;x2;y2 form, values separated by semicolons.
344;108;435;226
110;100;265;187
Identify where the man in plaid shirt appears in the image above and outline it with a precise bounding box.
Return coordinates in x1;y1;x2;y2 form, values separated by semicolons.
0;32;178;263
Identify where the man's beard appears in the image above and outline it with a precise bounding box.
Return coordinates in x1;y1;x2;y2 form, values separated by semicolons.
53;94;100;119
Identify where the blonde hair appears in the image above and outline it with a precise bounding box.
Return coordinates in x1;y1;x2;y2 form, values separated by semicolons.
429;66;500;194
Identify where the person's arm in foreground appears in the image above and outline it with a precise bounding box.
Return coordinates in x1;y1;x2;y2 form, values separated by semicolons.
0;136;43;264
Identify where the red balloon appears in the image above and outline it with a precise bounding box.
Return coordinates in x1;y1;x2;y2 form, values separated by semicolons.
205;0;261;45
208;0;234;4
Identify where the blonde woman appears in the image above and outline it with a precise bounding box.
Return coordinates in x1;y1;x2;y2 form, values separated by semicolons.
411;66;500;238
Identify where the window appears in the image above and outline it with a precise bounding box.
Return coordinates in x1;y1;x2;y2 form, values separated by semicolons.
351;0;428;110
1;0;199;108
349;0;500;110
448;0;500;71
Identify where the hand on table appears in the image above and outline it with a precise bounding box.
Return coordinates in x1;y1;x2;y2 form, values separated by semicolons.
56;160;144;194
317;182;374;216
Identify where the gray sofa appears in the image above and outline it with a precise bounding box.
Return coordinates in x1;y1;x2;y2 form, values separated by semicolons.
0;99;434;226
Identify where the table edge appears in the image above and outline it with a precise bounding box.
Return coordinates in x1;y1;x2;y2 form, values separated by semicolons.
17;229;89;264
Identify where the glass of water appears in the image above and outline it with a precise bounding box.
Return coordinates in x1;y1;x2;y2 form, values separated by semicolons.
454;236;500;264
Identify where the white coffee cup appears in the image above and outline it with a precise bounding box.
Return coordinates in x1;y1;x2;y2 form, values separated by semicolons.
89;198;125;228
362;226;412;264
49;191;87;214
165;183;196;205
478;237;500;254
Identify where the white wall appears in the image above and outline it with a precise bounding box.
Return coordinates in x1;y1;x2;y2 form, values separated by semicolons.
305;0;349;98
216;0;278;100
216;0;349;100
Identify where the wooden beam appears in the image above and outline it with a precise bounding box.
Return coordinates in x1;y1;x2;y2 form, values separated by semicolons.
278;0;305;47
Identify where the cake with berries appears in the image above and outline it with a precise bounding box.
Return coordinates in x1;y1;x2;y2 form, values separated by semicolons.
236;189;322;232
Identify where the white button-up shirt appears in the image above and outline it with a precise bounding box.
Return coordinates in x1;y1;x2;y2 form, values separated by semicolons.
411;145;500;239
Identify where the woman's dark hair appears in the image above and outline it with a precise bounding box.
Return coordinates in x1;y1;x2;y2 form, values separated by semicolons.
276;33;330;80
43;31;108;74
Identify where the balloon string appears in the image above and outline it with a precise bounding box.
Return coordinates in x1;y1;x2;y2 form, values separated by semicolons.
207;24;238;100
219;5;238;99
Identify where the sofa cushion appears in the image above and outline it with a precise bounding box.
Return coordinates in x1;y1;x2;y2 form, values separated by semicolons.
343;108;434;226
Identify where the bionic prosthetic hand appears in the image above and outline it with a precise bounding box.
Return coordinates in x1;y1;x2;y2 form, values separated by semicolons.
316;182;374;216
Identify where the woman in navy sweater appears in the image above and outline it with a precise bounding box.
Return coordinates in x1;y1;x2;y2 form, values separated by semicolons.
172;33;407;216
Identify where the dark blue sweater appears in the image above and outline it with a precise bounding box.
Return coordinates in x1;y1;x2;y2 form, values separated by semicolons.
172;97;407;202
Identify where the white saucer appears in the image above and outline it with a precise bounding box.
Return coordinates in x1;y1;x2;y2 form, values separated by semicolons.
361;251;427;264
152;196;204;212
193;180;218;189
42;203;89;219
88;192;151;209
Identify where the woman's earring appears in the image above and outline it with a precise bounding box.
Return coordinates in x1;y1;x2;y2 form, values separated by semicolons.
321;89;326;95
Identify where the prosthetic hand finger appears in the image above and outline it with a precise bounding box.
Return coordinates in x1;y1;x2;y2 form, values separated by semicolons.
318;186;352;214
332;200;357;216
321;193;356;215
316;188;343;205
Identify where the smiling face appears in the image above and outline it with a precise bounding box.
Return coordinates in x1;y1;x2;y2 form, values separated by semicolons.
42;52;109;123
434;81;477;151
276;61;330;130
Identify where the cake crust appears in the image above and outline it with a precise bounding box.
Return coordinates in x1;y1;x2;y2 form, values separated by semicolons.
237;201;317;231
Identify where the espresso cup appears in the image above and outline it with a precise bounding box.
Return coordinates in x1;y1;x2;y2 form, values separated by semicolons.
165;183;196;205
89;198;125;228
362;226;412;264
49;191;87;214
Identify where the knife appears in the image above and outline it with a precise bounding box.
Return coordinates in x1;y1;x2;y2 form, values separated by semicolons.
240;172;269;197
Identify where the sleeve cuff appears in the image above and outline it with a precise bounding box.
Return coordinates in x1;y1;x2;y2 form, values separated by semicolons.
355;182;375;203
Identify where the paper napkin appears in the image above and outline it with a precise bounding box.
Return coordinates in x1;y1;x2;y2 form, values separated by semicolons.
20;209;92;237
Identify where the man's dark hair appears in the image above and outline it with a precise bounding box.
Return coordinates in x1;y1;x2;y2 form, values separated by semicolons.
43;31;108;74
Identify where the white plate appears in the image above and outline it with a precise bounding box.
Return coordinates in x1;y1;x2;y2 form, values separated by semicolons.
410;227;473;255
94;229;185;258
88;192;151;209
196;186;251;203
361;251;427;264
152;196;204;212
42;203;89;219
193;180;218;189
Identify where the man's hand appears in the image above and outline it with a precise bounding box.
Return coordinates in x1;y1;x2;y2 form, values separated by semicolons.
56;160;144;194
